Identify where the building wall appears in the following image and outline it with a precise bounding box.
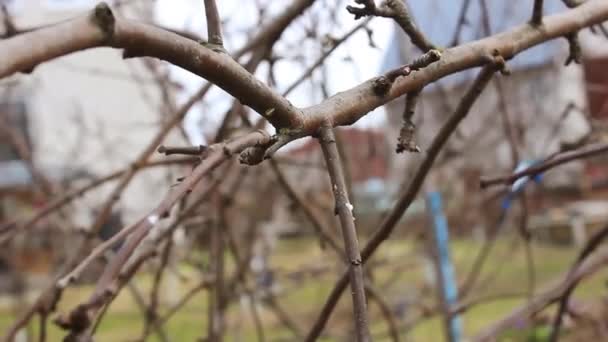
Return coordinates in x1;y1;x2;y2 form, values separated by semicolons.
1;0;183;226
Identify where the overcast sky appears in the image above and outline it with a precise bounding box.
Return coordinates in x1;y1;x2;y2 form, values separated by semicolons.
155;0;394;145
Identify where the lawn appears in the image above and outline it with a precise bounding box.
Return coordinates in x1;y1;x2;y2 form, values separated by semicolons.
1;236;606;341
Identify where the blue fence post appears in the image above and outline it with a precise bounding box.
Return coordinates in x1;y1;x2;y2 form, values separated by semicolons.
426;191;462;342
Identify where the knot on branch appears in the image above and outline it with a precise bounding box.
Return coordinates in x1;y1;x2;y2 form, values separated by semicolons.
239;128;306;165
199;41;228;54
346;0;377;20
348;0;437;52
484;52;509;75
411;49;442;69
374;49;441;96
91;2;115;41
54;304;91;335
239;145;266;165
372;76;391;96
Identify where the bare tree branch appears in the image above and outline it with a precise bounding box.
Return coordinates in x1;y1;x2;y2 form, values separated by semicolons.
1;1;607;135
204;0;223;46
346;0;436;52
531;0;544;25
305;57;504;341
480;142;608;189
319;126;370;342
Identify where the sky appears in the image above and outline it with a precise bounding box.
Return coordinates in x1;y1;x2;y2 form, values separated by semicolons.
155;0;394;145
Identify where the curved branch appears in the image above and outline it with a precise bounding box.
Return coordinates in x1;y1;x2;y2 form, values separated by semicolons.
2;1;607;134
302;0;608;130
0;3;303;129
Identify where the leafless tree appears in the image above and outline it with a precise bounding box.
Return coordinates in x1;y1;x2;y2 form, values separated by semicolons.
1;0;608;341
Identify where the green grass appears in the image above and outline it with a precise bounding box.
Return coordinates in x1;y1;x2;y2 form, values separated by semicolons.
0;236;605;341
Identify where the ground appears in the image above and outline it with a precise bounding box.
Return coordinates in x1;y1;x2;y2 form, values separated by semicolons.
1;236;606;341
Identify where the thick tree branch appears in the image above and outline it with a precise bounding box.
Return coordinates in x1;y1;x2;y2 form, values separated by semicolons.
1;1;607;136
0;3;303;129
302;0;608;131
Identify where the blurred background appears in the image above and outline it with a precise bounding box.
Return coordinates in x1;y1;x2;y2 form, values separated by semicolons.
2;0;608;341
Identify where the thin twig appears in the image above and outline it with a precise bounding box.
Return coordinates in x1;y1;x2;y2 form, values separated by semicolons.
480;142;608;189
450;0;473;46
204;0;223;46
346;0;436;52
207;202;226;341
531;0;544;25
282;18;372;97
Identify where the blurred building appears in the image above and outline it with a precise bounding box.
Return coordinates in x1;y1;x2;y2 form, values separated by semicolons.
0;0;181;280
0;0;181;220
381;0;608;236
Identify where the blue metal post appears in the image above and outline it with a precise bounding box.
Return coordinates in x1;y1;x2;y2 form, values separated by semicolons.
426;191;462;342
